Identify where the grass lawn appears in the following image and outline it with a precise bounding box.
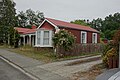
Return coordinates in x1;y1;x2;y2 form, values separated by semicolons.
9;46;57;63
0;45;101;63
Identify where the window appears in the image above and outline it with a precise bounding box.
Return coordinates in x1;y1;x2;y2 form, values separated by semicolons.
43;31;50;45
81;31;87;43
36;30;53;47
37;30;41;45
92;33;97;43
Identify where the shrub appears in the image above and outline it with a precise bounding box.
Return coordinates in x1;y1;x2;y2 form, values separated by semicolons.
102;47;118;67
52;29;75;52
102;30;119;68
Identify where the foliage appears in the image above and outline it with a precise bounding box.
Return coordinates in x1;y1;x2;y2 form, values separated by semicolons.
0;0;16;45
113;30;120;45
0;0;16;26
52;30;75;51
16;11;28;27
89;12;120;40
70;19;90;26
102;30;119;68
9;27;20;47
102;47;118;67
17;9;44;27
0;25;9;44
90;18;103;32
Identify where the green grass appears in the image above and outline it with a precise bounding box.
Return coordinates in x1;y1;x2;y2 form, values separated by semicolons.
9;46;57;63
0;45;101;63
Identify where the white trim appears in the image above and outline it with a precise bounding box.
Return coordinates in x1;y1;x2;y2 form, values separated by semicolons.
81;31;87;43
35;30;53;47
37;19;46;29
35;30;37;46
49;30;53;46
92;33;97;43
41;30;44;45
37;19;59;30
20;33;35;37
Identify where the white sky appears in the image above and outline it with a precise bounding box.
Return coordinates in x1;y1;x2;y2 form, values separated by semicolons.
14;0;120;22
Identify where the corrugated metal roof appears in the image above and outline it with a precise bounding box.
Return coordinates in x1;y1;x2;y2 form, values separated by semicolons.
46;18;99;33
14;27;36;34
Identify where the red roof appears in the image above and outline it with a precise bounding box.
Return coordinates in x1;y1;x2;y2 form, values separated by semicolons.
14;27;36;34
46;18;99;33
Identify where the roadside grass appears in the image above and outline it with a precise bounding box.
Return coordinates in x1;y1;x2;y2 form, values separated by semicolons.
9;45;57;63
71;63;106;80
65;56;101;66
0;45;101;63
57;53;101;61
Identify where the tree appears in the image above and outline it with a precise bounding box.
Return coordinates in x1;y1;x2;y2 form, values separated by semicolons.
9;27;20;47
0;0;16;44
17;9;44;28
0;0;16;26
17;11;28;27
103;13;120;39
89;12;120;40
70;19;90;26
90;18;103;32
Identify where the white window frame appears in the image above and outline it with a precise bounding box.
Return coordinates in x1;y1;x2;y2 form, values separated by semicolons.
35;30;53;47
81;31;87;43
37;30;41;45
92;33;97;43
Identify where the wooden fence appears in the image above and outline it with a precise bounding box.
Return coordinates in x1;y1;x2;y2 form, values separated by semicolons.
56;43;104;56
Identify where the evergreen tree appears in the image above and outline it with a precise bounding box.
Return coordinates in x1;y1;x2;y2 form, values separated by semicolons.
0;0;16;45
0;0;16;26
90;18;103;32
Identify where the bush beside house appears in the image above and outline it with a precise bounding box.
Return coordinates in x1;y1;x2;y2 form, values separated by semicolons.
102;30;120;68
52;30;75;57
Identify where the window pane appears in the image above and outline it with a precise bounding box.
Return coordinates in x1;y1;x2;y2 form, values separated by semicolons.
92;33;97;43
82;33;85;43
43;38;49;45
37;38;40;44
44;31;49;38
43;31;50;45
37;31;41;38
37;31;41;44
93;34;96;43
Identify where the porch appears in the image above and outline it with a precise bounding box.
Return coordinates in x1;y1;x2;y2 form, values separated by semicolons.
19;34;36;46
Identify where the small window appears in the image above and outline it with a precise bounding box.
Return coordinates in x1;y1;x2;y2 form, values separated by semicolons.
81;31;87;43
92;33;97;43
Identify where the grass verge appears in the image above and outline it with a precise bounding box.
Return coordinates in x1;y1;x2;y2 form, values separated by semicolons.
0;45;101;63
9;46;57;63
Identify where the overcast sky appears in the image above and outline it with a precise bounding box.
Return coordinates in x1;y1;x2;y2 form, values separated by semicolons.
14;0;120;22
